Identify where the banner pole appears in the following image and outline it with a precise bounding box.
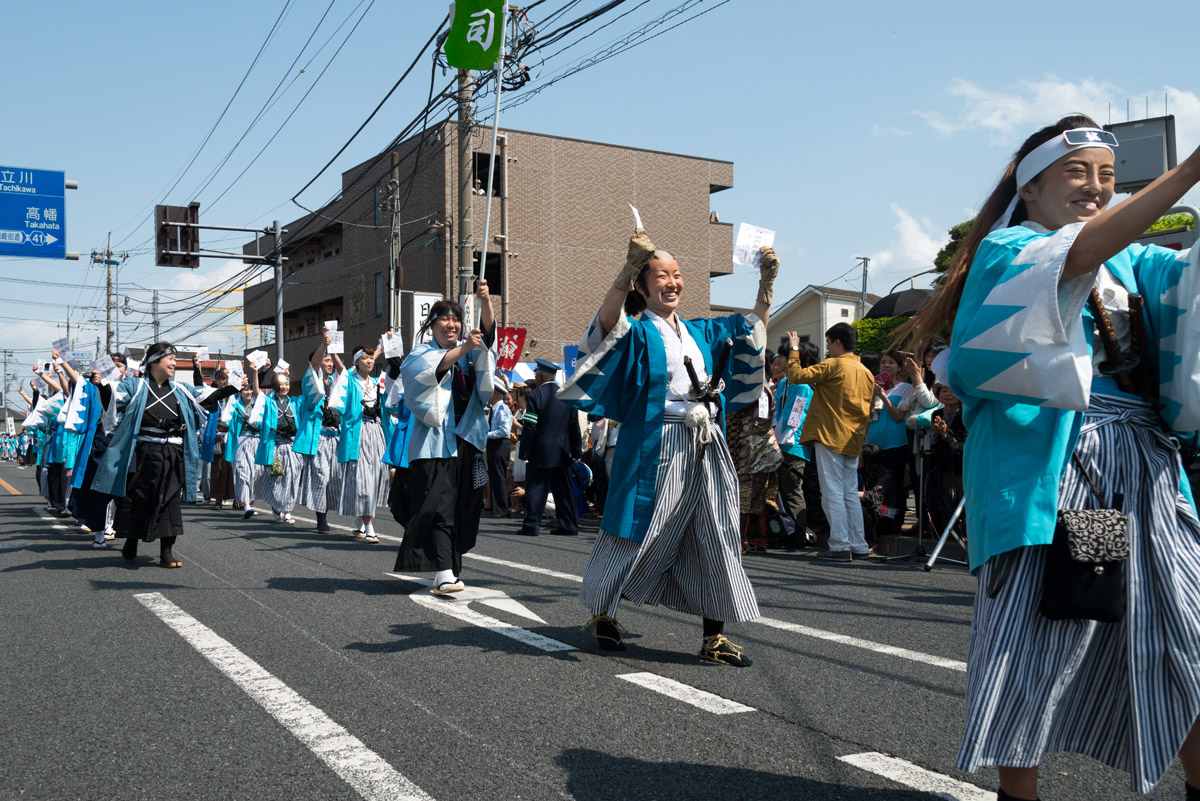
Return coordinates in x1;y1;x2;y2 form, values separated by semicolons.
473;4;507;329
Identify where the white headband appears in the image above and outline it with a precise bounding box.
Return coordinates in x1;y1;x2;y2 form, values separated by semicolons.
144;347;176;366
352;348;368;363
991;128;1117;233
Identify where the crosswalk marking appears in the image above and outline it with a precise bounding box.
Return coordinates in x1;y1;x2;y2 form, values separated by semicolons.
195;508;968;672
617;672;755;715
837;752;992;800
135;592;436;801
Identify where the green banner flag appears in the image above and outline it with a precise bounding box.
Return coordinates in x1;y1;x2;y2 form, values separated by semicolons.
445;0;505;71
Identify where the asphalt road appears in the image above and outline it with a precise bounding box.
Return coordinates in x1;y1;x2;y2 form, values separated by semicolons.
0;460;1186;801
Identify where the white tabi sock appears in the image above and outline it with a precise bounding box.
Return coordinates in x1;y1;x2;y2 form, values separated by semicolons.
433;569;455;587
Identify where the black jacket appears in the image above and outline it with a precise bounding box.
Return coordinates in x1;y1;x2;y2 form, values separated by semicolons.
518;380;581;468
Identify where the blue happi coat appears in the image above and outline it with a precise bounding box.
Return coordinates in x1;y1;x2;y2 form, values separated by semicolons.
293;366;328;457
90;376;208;502
557;310;766;543
63;381;104;489
400;341;496;462
221;396;249;463
255;390;303;466
948;222;1200;572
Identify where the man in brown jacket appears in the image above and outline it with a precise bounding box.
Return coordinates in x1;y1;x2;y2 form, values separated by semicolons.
786;322;876;561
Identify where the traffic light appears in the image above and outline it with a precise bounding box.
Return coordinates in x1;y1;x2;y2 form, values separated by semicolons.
155;202;200;268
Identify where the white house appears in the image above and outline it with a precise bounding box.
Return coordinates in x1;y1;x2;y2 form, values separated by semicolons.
764;284;879;355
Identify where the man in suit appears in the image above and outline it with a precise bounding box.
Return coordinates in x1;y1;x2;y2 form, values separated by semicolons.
517;358;582;536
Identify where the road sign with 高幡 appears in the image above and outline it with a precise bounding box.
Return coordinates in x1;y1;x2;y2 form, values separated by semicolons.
0;166;66;259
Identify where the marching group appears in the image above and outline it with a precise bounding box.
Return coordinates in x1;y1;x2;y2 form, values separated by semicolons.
11;115;1200;799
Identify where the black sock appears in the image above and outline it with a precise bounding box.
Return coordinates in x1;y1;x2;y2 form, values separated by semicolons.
997;789;1038;801
702;618;724;638
316;512;328;529
1186;782;1200;801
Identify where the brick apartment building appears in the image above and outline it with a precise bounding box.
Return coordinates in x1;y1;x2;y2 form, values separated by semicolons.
243;123;735;378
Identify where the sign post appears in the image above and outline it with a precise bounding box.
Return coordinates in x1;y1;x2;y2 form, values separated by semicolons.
0;166;71;260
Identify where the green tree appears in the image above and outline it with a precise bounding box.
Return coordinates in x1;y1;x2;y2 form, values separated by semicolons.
932;219;973;286
853;316;908;354
1146;212;1195;233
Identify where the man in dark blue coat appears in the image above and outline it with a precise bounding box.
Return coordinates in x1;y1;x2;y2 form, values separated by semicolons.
517;359;582;536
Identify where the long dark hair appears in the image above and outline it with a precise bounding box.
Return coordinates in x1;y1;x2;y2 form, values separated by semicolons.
900;114;1100;347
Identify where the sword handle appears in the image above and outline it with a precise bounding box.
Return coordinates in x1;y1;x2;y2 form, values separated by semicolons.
683;356;704;398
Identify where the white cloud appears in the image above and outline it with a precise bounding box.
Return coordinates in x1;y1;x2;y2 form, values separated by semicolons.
916;77;1121;142
172;258;257;291
916;77;1200;154
869;204;948;293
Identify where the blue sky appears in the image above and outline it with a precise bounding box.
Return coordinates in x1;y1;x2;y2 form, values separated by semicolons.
1;0;1197;396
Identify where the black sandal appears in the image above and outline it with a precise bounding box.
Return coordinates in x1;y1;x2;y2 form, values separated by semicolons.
698;634;752;667
159;547;182;569
584;615;626;652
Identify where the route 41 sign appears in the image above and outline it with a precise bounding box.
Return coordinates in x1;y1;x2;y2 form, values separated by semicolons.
0;166;66;259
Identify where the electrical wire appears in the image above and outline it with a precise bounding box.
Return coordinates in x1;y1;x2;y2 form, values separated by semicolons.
111;0;297;249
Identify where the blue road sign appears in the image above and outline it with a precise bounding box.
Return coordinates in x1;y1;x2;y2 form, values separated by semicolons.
0;166;66;259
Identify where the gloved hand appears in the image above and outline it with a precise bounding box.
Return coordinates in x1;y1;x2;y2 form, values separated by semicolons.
757;246;780;306
614;228;656;292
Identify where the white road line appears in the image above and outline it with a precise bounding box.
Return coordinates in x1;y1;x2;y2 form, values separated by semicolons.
134;592;435;801
616;672;755;715
216;510;967;672
464;553;585;583
33;509;73;531
405;586;576;653
460;554;968;673
837;752;991;800
755;616;968;672
269;511;406;544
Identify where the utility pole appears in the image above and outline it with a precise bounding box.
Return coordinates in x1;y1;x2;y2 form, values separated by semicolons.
457;69;474;306
91;232;127;353
272;220;284;363
855;256;870;318
499;133;510;326
388;151;402;332
152;290;160;342
1;349;10;424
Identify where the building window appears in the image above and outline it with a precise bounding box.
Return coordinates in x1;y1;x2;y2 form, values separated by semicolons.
474;250;503;300
841;308;850;317
798;335;810;344
375;273;384;317
473;152;503;196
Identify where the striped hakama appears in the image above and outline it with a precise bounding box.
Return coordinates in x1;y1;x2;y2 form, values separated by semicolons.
298;430;338;514
958;394;1200;792
580;420;760;623
334;418;390;516
257;439;304;513
233;431;261;507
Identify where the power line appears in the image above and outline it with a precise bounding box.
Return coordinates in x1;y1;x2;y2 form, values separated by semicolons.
111;0;297;250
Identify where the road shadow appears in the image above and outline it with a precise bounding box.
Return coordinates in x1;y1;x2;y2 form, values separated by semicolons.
345;621;581;663
556;749;944;800
266;575;400;596
893;592;975;608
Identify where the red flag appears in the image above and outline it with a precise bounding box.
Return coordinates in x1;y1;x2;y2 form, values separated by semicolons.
496;326;527;372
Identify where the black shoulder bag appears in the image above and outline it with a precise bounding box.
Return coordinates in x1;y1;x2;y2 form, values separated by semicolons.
1039;454;1130;623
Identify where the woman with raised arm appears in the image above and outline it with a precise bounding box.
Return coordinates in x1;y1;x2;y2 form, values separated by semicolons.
328;340;391;543
254;369;304;524
297;329;341;533
395;279;496;595
91;343;235;568
903;115;1200;799
235;354;266;519
34;358;69;515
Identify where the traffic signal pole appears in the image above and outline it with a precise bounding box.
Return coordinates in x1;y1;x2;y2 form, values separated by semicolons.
155;203;287;361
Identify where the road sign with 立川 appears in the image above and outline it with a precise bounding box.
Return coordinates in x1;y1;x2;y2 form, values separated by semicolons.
0;166;67;259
